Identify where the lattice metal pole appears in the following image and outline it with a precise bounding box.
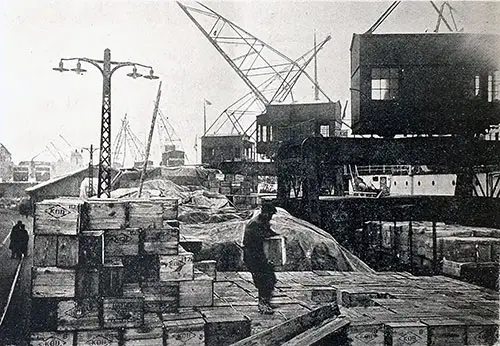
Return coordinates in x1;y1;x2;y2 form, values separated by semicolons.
53;49;159;198
98;48;112;198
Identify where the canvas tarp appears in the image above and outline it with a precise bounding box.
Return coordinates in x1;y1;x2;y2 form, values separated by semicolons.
183;207;374;273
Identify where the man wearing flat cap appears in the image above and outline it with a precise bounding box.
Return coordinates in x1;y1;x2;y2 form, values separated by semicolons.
243;203;279;314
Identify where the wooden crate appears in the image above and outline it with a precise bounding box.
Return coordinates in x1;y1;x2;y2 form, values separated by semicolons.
179;273;214;307
339;289;383;307
33;235;57;267
79;231;104;267
144;312;164;328
76;268;100;298
151;197;179;220
123;283;143;298
121;255;160;283
102;297;144;328
76;329;120;346
163;314;205;346
122;327;163;346
57;298;101;331
194;260;217;280
123;313;163;346
202;309;251;346
141;255;161;282
128;199;164;229
384;321;427;346
142;281;179;313
441;237;492;262
159;247;194;281
421;318;467;346
466;322;498;346
104;228;140;257
31;331;74;346
311;287;337;304
32;267;75;298
263;236;286;266
31;298;59;332
34;199;83;235
87;199;127;230
347;322;384;346
57;236;79;268
101;258;124;297
142;226;179;255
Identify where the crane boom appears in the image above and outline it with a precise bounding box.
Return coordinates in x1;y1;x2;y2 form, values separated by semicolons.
138;81;162;198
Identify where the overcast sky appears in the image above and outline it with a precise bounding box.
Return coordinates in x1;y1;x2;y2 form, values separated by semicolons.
1;0;499;166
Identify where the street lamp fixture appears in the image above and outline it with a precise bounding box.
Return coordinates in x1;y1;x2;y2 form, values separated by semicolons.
127;66;143;79
52;61;69;72
144;69;160;80
53;48;159;198
71;61;87;75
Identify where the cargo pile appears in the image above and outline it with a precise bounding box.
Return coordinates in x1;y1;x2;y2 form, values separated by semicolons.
30;197;250;346
358;221;500;288
206;270;498;346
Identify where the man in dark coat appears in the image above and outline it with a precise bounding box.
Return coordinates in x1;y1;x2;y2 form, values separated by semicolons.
19;223;29;257
243;203;279;314
9;220;23;259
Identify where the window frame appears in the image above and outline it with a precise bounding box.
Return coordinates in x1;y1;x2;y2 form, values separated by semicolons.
371;67;401;101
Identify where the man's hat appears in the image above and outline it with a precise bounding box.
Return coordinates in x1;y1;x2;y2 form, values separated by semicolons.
261;203;277;215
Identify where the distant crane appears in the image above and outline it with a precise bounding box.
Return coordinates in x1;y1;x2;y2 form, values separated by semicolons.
112;114;146;167
157;109;183;152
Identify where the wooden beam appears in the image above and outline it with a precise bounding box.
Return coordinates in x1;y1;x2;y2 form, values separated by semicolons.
231;304;339;346
281;317;350;346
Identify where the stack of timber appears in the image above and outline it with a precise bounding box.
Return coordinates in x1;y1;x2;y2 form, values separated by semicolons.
358;221;500;288
30;197;251;346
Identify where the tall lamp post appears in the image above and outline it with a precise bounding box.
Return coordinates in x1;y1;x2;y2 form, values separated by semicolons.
81;145;99;197
53;48;159;197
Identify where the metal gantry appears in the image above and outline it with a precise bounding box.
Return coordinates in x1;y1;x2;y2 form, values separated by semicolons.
53;48;159;197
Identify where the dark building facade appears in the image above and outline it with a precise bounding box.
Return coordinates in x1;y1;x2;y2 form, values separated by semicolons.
201;134;254;166
256;102;342;158
350;33;500;137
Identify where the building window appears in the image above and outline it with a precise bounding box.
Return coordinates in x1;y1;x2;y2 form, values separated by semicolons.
371;67;400;100
262;126;267;142
320;125;330;137
488;71;500;102
474;75;480;97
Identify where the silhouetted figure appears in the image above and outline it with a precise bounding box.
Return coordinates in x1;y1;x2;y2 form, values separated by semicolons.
9;221;24;259
19;223;29;257
243;203;278;314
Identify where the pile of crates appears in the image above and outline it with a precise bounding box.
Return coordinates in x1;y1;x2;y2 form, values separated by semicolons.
30;197;250;346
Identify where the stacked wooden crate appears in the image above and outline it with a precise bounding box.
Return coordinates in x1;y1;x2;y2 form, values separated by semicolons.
361;221;500;285
30;197;252;345
32;198;84;341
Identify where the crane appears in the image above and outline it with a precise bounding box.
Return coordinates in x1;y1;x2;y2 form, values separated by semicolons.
203;36;335;139
364;1;462;34
178;2;334;139
178;2;332;107
112;114;146;168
